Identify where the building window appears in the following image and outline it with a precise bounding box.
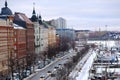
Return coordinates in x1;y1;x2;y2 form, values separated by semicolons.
41;44;43;46
14;46;16;50
2;61;4;67
14;32;16;35
14;38;16;42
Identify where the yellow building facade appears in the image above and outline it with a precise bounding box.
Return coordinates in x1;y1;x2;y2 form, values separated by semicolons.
48;27;56;47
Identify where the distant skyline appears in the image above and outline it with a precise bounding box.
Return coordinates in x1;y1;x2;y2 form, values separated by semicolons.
0;0;120;31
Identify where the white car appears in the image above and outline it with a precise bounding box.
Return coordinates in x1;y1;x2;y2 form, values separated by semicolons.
13;73;20;80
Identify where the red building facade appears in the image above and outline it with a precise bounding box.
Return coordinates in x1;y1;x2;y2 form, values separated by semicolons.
14;12;35;71
14;25;27;73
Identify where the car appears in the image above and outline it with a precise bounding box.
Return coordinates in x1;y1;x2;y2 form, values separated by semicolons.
13;73;20;80
26;70;30;76
51;57;55;61
38;62;44;69
40;75;45;80
45;59;51;65
22;70;30;78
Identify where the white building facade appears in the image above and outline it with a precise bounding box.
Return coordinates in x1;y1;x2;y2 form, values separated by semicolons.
50;17;67;29
32;22;49;55
30;6;48;61
56;17;67;28
33;22;41;54
39;25;48;53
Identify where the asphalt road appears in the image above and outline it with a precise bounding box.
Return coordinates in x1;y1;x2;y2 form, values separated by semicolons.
25;50;77;80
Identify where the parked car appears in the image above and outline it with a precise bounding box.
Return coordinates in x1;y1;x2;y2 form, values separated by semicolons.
13;73;20;80
22;70;30;78
38;62;44;69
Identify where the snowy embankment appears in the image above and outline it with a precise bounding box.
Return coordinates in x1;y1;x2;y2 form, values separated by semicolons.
87;40;119;48
76;50;97;80
68;49;95;80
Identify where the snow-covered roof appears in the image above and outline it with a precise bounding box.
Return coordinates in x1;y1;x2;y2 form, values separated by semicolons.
13;23;25;29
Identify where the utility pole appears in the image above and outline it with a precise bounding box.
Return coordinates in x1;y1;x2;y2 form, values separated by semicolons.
105;25;108;49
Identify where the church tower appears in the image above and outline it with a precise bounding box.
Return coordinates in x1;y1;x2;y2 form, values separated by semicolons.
31;3;37;22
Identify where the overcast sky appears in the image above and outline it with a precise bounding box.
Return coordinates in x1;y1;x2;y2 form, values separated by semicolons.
0;0;120;31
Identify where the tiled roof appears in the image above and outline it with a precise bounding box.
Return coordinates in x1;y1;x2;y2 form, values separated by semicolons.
14;12;33;24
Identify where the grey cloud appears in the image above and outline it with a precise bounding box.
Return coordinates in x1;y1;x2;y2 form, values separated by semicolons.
0;0;120;31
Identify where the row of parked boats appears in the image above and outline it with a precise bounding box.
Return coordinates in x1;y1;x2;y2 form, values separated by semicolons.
89;47;120;80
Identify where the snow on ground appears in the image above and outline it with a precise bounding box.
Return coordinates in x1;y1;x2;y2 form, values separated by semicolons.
87;40;116;48
76;50;97;80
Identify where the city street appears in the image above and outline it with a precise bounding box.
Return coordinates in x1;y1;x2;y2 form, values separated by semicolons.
0;0;120;80
24;49;77;80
